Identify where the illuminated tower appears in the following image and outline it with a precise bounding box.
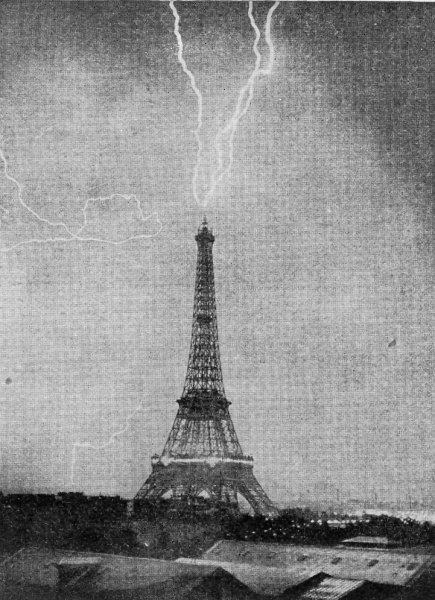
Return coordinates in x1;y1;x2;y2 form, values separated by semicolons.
135;218;277;516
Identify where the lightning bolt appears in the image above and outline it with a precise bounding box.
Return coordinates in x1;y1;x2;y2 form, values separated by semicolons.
261;1;280;76
70;398;145;487
0;143;161;483
169;0;204;207
0;145;161;486
207;1;280;202
0;147;162;251
206;2;262;203
168;1;279;207
73;193;161;245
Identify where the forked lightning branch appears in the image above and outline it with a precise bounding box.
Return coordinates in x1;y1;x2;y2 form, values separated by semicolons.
169;1;280;207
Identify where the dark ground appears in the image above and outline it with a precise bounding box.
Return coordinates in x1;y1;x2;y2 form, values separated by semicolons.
1;496;435;600
1;494;434;559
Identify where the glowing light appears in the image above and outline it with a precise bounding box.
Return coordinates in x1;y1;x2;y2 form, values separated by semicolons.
207;1;280;202
74;193;161;245
169;0;204;207
261;1;280;76
0;147;76;238
0;147;162;251
207;2;262;202
70;398;145;486
168;1;280;207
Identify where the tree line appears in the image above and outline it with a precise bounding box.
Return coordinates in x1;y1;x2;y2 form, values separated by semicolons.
1;494;434;557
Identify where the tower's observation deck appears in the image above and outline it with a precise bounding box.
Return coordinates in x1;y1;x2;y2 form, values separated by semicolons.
135;219;277;516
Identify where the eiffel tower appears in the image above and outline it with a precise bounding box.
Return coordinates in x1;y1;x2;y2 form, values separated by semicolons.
135;218;277;516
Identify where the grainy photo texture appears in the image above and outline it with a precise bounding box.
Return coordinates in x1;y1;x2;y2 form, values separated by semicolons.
0;2;434;599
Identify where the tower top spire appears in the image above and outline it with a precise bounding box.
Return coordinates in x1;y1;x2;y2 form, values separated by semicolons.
196;216;214;242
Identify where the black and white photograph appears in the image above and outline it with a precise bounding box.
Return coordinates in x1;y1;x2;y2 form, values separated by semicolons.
0;1;434;598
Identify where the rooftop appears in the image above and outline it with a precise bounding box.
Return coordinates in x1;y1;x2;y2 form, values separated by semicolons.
295;576;367;600
341;536;398;547
200;540;434;586
177;557;324;596
2;547;432;600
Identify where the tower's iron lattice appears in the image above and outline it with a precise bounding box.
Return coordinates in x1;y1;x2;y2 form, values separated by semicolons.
135;219;277;516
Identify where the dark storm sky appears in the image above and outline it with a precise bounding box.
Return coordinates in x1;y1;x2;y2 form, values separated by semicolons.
0;2;433;503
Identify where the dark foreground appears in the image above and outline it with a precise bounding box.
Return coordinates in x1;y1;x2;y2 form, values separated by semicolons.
1;494;434;559
1;495;435;600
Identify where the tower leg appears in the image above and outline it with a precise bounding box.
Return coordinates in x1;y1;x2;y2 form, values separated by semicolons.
237;471;279;517
136;471;172;500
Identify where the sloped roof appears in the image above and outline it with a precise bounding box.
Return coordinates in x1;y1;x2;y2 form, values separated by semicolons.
93;567;262;600
201;540;434;586
1;549;216;590
182;567;262;600
177;558;324;596
295;577;366;600
90;553;217;590
1;549;262;599
341;536;396;546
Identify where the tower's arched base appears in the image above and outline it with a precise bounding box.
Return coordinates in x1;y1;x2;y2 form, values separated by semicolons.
135;458;278;517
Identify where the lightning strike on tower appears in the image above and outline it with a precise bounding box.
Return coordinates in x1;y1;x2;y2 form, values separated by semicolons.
207;1;280;202
169;0;204;207
168;1;280;208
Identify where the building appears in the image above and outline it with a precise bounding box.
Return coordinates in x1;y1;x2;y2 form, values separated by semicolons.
177;539;434;598
2;545;434;600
